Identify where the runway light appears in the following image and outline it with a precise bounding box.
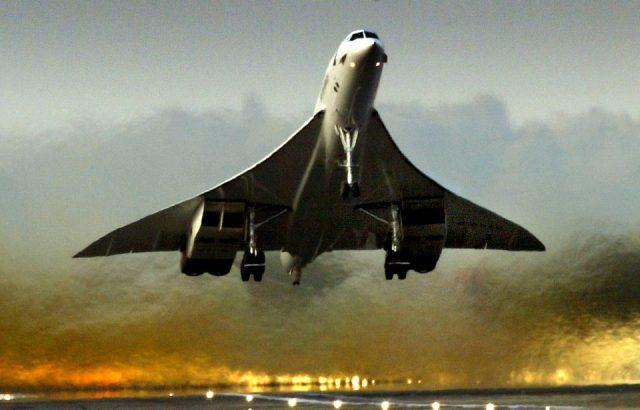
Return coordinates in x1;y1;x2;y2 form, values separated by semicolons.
168;393;174;397
381;400;390;409
351;375;361;390
362;378;369;387
486;403;495;410
246;394;254;402
1;394;14;401
333;399;343;409
407;378;413;384
205;390;214;399
545;407;551;410
432;401;441;410
288;398;297;407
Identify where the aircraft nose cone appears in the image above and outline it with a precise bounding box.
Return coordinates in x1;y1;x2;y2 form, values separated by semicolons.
352;39;385;64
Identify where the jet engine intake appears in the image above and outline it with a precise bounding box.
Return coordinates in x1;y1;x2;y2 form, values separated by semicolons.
384;198;446;278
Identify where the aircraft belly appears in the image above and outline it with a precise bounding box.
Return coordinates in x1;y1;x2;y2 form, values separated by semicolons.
284;122;353;265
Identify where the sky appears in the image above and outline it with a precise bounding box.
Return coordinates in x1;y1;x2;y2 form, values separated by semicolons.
1;0;640;391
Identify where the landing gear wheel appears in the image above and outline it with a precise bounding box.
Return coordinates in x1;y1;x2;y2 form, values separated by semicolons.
241;250;265;282
340;181;350;199
384;251;410;280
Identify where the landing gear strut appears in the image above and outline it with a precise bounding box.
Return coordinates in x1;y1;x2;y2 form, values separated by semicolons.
336;126;360;198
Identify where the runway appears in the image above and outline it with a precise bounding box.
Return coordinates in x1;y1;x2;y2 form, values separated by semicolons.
2;386;640;410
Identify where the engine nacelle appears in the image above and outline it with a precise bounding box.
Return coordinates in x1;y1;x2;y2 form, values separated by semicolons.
398;198;446;274
180;200;246;276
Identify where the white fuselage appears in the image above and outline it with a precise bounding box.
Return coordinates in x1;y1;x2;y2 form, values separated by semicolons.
281;34;386;271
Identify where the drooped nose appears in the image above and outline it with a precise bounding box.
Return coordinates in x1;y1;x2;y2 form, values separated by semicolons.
350;39;386;68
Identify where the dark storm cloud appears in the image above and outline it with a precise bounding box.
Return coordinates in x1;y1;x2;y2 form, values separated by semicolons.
1;96;639;389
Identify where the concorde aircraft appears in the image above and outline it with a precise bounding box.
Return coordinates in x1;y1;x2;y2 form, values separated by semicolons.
75;30;545;285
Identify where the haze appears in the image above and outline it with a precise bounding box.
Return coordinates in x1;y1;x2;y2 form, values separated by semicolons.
1;1;639;390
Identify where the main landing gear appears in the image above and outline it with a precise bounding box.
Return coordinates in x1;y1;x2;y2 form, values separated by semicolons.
384;204;409;280
336;126;360;199
240;207;266;282
241;250;265;282
384;250;409;280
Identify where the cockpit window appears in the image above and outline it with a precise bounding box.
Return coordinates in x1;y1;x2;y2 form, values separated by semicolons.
348;31;379;41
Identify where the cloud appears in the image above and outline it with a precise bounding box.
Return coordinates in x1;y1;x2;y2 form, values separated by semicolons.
0;95;639;390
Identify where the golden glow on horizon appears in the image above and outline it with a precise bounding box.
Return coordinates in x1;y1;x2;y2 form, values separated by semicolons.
5;330;640;391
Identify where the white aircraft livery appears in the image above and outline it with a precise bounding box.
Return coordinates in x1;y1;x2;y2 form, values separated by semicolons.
76;30;545;285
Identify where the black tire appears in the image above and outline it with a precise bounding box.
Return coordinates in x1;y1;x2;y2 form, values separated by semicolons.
241;250;265;281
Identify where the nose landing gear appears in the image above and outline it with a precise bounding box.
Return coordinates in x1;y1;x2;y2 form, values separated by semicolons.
336;126;360;198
